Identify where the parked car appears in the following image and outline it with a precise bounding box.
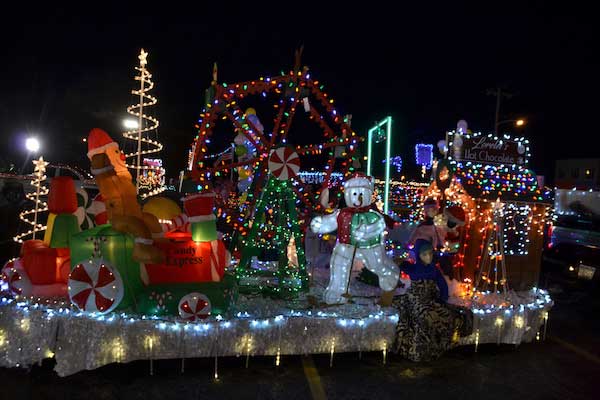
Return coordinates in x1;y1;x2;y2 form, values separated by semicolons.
541;189;600;287
0;176;25;206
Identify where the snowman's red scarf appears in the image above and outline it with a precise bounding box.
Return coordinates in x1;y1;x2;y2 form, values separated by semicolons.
336;206;372;244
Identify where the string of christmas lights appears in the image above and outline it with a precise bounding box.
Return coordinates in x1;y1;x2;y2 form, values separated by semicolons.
503;203;533;255
235;178;308;296
298;171;344;184
475;200;509;294
190;67;361;244
374;179;429;223
0;286;552;376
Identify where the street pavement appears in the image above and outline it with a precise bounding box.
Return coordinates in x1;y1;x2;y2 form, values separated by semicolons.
1;279;599;400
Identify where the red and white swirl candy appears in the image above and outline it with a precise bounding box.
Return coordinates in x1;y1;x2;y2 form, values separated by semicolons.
1;259;32;297
178;292;211;321
268;147;301;180
68;259;123;314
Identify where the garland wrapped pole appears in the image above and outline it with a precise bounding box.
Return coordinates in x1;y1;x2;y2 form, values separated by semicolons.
122;48;164;198
14;156;49;243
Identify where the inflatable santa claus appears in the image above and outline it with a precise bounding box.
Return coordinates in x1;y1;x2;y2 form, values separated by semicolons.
87;128;164;263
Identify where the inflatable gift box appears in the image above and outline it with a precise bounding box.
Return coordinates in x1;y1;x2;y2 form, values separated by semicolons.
1;258;68;299
45;214;79;248
44;176;80;248
54;248;71;284
183;193;218;242
1;239;70;298
191;218;218;242
48;176;78;214
141;232;228;285
21;240;58;285
183;192;215;216
69;225;145;311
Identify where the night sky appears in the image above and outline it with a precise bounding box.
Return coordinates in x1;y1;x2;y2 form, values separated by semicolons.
1;3;598;182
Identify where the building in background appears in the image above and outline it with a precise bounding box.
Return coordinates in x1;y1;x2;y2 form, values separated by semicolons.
555;159;600;190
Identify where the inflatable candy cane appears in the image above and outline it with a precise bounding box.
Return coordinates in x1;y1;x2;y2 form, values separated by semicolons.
160;213;190;233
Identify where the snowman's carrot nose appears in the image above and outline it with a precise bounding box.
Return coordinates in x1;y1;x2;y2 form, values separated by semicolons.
358;193;363;205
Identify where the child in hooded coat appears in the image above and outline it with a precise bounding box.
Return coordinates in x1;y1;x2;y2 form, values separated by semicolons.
402;239;449;302
392;239;472;361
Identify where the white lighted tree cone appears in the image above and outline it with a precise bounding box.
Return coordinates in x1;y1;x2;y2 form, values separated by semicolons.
14;157;49;243
122;48;165;198
474;200;509;296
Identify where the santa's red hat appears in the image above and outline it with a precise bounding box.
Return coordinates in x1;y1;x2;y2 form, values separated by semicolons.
87;128;119;159
445;205;466;226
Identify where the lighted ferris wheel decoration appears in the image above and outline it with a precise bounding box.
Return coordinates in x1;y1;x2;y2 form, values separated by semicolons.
189;51;362;215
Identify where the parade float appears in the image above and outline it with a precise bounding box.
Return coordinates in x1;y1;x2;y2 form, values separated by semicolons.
0;53;552;377
422;121;554;290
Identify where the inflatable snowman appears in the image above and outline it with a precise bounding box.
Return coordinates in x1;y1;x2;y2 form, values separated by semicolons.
310;173;400;305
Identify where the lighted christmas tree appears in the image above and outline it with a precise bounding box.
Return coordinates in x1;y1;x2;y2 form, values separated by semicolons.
235;177;308;297
122;48;165;198
474;200;509;296
14;157;49;243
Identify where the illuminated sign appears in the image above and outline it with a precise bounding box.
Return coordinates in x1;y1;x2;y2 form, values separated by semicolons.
448;131;530;166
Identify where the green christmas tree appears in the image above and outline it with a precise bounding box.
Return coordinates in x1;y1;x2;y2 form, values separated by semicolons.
235;177;308;298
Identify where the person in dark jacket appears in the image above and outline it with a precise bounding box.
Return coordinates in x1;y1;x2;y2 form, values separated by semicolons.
402;239;448;302
392;239;472;361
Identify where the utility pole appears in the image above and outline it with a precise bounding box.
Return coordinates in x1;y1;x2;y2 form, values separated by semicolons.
487;87;513;133
494;87;501;134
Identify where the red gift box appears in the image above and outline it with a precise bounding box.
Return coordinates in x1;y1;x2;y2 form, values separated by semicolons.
48;176;77;214
182;192;215;217
21;240;58;285
55;248;71;283
142;237;226;285
20;239;45;257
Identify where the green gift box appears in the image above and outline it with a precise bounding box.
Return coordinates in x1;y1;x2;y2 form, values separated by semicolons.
191;220;217;242
49;214;80;248
69;225;145;310
136;273;238;317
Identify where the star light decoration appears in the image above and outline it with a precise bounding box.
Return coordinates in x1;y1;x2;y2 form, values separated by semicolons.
33;156;49;173
14;157;50;243
138;48;148;67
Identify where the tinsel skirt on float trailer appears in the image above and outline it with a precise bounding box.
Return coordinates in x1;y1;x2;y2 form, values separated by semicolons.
392;280;473;361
